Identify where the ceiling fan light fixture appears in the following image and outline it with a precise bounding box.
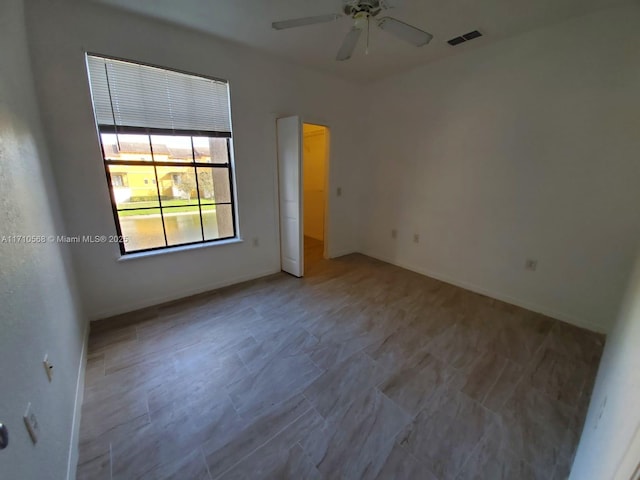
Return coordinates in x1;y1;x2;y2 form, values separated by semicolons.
353;12;369;30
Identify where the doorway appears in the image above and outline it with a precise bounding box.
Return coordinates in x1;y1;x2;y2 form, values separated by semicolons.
302;123;329;271
276;116;329;277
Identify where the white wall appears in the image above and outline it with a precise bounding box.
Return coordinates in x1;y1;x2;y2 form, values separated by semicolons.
570;243;640;479
0;1;87;478
25;0;365;320
360;4;640;333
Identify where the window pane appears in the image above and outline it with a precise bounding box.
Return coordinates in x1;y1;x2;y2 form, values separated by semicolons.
203;204;234;240
197;167;231;204
155;166;199;208
102;133;152;161
117;210;166;252
151;135;193;163
163;207;203;246
193;137;228;164
108;165;160;209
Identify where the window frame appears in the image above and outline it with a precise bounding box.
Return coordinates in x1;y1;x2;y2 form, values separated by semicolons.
85;53;239;256
98;124;238;255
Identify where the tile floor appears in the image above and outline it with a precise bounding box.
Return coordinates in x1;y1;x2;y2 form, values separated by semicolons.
77;239;604;479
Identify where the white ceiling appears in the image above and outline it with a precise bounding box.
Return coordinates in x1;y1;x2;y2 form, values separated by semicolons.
93;0;629;82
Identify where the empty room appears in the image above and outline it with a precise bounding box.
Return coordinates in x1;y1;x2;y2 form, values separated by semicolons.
1;0;640;479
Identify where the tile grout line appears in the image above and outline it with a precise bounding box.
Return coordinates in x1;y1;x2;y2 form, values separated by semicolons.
500;322;555;407
517;325;586;421
376;386;419;422
491;320;577;473
207;405;314;480
394;430;441;480
479;358;509;410
145;391;150;418
200;447;214;480
109;442;113;480
452;410;494;479
294;440;316;468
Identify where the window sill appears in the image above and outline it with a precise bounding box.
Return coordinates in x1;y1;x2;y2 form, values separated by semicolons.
116;237;243;262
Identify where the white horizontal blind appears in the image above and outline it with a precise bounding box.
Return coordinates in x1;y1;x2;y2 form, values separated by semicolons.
86;55;231;133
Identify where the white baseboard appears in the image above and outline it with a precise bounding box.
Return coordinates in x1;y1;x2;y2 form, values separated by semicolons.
89;248;606;332
327;248;357;259
66;320;90;480
363;250;607;334
89;267;281;321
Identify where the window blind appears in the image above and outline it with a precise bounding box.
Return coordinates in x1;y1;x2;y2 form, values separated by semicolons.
86;55;232;134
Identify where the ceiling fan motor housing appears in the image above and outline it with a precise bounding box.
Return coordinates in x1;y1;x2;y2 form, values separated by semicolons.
343;0;382;18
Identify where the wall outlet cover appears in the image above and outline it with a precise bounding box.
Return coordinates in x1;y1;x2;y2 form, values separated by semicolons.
43;354;53;382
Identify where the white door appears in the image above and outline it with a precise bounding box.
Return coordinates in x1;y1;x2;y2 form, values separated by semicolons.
277;115;303;277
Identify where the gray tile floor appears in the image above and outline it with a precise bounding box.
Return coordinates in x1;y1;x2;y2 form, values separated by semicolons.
77;240;604;479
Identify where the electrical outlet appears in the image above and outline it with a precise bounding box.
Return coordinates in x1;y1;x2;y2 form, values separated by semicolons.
391;229;397;239
252;237;259;247
23;403;39;444
413;234;420;243
525;259;538;271
43;354;53;382
336;187;342;197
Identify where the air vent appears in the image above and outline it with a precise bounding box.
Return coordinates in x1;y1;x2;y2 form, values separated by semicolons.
447;30;483;46
447;36;465;46
463;30;482;41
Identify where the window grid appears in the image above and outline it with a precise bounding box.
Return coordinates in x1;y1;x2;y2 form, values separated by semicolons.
99;125;237;254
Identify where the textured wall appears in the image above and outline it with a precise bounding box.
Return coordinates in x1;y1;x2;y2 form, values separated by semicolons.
26;0;366;319
361;4;640;333
0;1;87;478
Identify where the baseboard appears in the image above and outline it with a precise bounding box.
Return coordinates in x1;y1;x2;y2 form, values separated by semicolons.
88;247;605;331
89;267;281;321
66;319;90;480
327;248;357;259
363;250;607;334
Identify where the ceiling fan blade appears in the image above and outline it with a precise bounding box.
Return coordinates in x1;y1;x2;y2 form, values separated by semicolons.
380;0;404;9
272;13;341;30
336;27;362;61
377;17;433;46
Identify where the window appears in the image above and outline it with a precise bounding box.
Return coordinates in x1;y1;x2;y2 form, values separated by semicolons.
111;174;125;187
86;55;237;254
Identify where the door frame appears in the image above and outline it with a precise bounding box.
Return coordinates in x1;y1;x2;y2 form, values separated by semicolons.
301;119;331;260
276;115;304;277
276;115;332;275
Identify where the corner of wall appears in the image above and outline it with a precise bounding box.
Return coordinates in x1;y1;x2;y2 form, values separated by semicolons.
66;320;90;480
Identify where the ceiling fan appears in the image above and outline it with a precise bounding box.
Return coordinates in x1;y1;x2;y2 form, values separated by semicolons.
271;0;433;61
